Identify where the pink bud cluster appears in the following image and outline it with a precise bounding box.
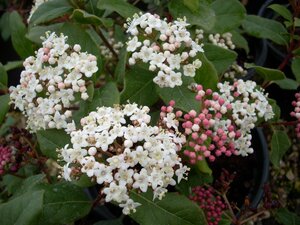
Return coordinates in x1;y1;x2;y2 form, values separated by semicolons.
183;85;240;163
0;146;17;175
290;93;300;138
189;186;226;225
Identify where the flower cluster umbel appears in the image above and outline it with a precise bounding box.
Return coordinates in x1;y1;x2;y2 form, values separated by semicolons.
59;103;189;214
183;80;274;163
125;13;203;88
9;32;98;133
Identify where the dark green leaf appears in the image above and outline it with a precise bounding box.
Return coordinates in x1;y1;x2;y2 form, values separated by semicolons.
115;47;128;85
156;78;200;113
183;0;200;13
268;4;292;22
0;12;11;40
9;11;34;59
203;44;237;74
291;57;300;82
0;63;8;88
71;9;108;26
270;130;291;167
12;174;46;198
211;0;246;33
0;94;10;125
0;191;44;225
3;61;23;71
73;82;120;123
29;0;73;25
121;66;159;106
94;218;123;225
242;15;288;45
36;182;91;225
273;78;299;90
97;0;140;18
245;64;286;81
130;191;207;225
231;30;249;53
275;208;300;225
0;174;23;195
36;129;71;159
194;53;218;89
168;0;215;31
26;23;64;44
295;18;300;27
0;116;15;136
268;99;281;122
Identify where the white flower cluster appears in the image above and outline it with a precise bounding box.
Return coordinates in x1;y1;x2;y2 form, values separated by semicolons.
223;62;247;79
125;13;203;88
208;33;235;50
60;103;188;214
217;80;274;156
10;32;98;133
99;35;123;60
28;0;51;22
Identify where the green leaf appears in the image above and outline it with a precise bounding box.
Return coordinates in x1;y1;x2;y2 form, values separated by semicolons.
0;191;44;225
115;47;128;85
211;0;246;33
268;4;292;22
0;63;8;88
295;18;300;27
195;159;212;175
168;0;216;31
0;174;23;195
71;9;108;26
245;64;286;81
268;98;281;122
9;11;34;59
12;174;46;198
35;182;91;225
0;12;11;40
270;130;291;167
29;0;73;25
87;82;95;102
203;44;237;74
3;60;23;71
231;30;249;53
242;15;288;45
0;116;15;136
291;57;300;82
121;66;159;106
94;218;123;225
73;82;120;123
0;94;10;125
26;23;64;44
130;191;207;225
273;78;299;90
97;0;140;18
194;53;218;89
183;0;200;13
156;80;200;113
275;208;300;225
36;129;71;159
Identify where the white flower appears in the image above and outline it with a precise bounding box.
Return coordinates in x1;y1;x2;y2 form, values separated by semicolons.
127;36;142;52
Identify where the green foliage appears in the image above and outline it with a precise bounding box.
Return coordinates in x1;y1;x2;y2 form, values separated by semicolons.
27;23;64;44
168;0;216;30
0;63;8;89
270;130;291;168
194;53;218;89
3;60;23;72
0;11;11;40
156;78;200;113
245;64;286;81
71;9;111;26
36;129;71;159
275;208;300;225
273;78;299;90
210;0;246;33
29;0;73;25
268;4;293;22
9;11;35;59
231;30;249;53
242;15;289;45
0;94;10;125
0;190;44;225
203;44;237;74
268;99;281;122
121;66;159;106
97;0;140;18
291;57;300;82
130;190;207;225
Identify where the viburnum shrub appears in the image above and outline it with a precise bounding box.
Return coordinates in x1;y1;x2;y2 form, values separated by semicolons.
0;0;300;225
